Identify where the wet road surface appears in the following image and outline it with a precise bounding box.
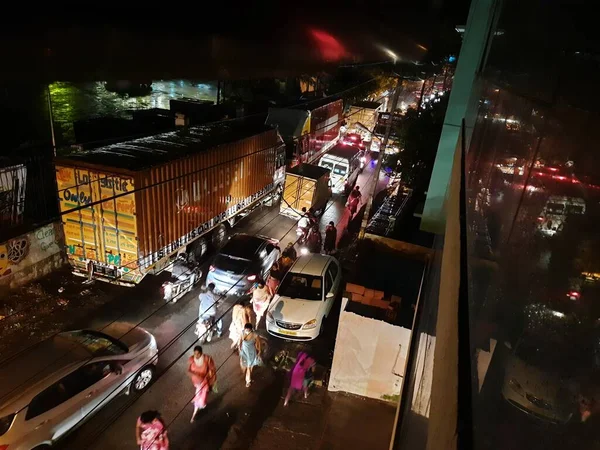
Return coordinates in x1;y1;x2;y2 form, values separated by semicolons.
53;157;387;449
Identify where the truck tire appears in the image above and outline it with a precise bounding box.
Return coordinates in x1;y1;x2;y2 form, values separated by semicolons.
212;224;228;249
190;237;208;260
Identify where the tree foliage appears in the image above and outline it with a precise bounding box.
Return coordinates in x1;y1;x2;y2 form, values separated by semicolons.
393;95;449;192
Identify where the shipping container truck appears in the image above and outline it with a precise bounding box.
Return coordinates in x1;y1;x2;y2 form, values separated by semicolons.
55;121;286;285
266;98;343;167
280;164;331;219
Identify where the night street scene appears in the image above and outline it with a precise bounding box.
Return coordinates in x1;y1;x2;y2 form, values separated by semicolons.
2;1;600;449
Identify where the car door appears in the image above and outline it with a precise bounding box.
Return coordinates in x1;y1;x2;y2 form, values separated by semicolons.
324;262;340;316
78;360;128;424
24;363;104;442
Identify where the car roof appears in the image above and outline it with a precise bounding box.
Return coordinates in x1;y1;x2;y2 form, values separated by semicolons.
222;234;269;259
289;254;335;277
0;333;93;408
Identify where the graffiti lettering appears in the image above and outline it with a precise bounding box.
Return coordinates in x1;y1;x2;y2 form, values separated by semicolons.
106;254;121;265
63;189;92;205
75;172;130;193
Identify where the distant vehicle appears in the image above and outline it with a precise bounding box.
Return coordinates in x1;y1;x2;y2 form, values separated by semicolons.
318;145;362;195
0;324;158;449
501;332;579;424
341;133;365;149
537;195;586;237
266;254;342;341
206;234;280;296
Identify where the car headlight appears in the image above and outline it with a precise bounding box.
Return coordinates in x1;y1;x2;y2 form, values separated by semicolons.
303;319;318;330
267;311;274;323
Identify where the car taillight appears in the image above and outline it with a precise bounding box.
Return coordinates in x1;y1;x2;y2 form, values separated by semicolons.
247;275;256;281
209;265;215;272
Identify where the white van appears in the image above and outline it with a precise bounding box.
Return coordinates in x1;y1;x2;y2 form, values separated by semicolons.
318;145;361;194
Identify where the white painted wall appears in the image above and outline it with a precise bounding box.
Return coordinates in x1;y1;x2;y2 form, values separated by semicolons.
328;297;412;402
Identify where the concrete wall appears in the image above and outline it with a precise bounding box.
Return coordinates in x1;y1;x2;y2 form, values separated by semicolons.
0;222;66;291
329;298;412;402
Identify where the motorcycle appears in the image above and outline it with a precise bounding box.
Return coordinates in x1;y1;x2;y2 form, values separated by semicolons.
300;226;322;255
195;316;218;344
162;253;202;303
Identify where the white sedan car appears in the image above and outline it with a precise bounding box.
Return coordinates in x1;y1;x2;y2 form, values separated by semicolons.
266;254;342;341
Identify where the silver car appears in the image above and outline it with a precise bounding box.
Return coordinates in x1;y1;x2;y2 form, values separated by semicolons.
0;323;158;449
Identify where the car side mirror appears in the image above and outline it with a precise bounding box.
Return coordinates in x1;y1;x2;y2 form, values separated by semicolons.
326;292;335;299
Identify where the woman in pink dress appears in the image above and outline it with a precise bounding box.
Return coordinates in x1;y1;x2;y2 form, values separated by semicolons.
136;410;169;450
284;351;316;406
187;345;217;422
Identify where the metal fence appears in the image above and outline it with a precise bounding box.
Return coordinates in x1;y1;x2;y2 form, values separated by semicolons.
0;146;58;242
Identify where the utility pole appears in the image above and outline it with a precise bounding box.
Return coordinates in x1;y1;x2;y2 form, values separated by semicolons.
359;77;402;239
46;85;57;156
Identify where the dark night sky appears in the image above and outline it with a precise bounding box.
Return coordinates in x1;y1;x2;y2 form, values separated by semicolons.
0;1;470;82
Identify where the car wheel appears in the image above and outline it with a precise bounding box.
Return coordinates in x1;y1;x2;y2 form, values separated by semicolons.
132;366;155;393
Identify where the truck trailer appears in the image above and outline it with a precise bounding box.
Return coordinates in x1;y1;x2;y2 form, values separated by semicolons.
55;121;286;285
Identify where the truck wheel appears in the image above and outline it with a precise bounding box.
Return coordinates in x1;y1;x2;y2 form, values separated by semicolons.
190;237;208;260
212;224;228;249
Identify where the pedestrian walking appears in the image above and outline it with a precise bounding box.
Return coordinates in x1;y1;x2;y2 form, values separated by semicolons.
266;261;283;296
187;346;217;422
239;323;262;387
136;410;169;450
324;221;337;254
284;351;316;406
282;242;297;260
229;300;253;349
251;281;272;326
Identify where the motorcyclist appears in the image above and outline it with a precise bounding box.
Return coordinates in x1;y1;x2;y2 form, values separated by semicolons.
346;185;362;217
198;283;222;337
297;207;315;241
306;225;322;254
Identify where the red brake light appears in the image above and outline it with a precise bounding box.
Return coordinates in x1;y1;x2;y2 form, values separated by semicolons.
350;136;357;141
247;275;257;281
568;291;580;298
209;265;215;272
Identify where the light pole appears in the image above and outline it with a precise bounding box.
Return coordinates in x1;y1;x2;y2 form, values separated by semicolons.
359;76;402;239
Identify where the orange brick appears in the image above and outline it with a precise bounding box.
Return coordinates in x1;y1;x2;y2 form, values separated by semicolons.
346;283;365;295
391;295;402;305
364;288;375;300
352;294;366;304
373;290;385;300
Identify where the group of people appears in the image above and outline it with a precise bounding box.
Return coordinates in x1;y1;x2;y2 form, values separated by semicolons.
135;345;317;450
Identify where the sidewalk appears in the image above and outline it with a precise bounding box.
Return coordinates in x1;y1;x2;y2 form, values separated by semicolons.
222;385;397;450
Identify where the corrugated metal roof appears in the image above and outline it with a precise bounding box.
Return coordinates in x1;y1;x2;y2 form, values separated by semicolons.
59;119;275;171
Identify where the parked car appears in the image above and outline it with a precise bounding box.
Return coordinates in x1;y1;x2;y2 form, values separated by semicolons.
206;233;280;296
266;254;342;340
501;332;579;424
0;323;158;449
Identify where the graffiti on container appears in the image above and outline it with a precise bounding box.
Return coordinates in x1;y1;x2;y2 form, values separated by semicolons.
175;188;190;213
0;236;29;277
35;226;59;252
62;189;93;206
75;172;130;192
106;254;121;266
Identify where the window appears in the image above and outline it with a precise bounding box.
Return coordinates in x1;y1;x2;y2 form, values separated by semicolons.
333;164;348;176
60;330;127;356
324;272;333;294
278;274;323;301
26;362;111;420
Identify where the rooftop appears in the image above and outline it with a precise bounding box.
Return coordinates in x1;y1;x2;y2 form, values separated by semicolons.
288;163;331;180
351;100;382;110
56;119;273;172
222;234;269;259
326;144;361;159
290;254;334;277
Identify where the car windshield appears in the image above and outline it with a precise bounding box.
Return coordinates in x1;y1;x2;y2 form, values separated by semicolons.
278;273;323;300
334;164;348;176
61;330;127;356
320;161;334;171
213;254;251;274
546;202;565;214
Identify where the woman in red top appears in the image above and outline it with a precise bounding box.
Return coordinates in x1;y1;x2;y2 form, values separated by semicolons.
187;345;216;422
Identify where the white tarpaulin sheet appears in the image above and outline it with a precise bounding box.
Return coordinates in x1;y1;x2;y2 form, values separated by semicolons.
328;298;411;402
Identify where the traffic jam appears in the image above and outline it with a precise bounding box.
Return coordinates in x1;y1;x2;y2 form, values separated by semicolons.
0;97;379;449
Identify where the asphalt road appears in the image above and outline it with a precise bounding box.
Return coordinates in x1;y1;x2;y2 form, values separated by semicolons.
54;157;387;449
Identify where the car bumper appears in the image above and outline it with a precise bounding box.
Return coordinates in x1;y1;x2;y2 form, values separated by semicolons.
206;274;252;296
266;321;319;341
